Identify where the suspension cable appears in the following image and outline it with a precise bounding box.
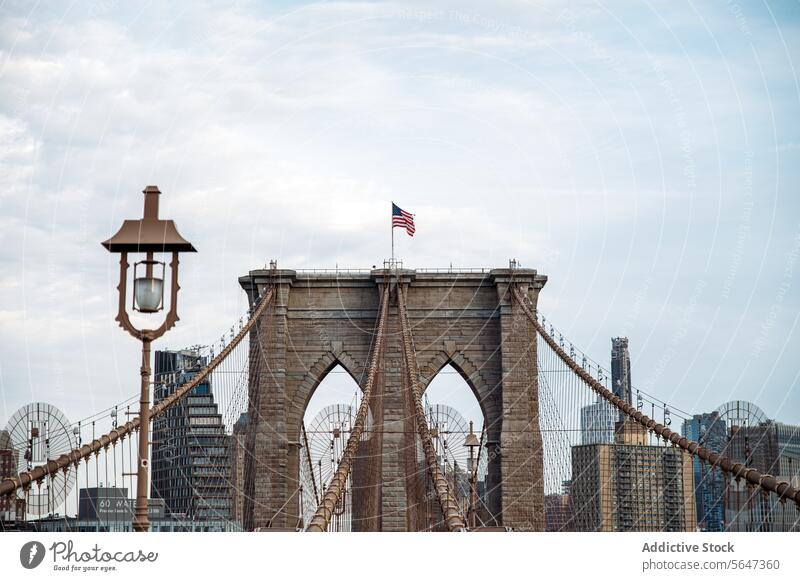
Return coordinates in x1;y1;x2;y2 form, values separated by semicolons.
0;285;276;498
510;285;800;509
301;423;320;506
397;284;466;532
306;284;390;532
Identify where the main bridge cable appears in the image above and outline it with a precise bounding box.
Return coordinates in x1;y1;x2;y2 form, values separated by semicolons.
0;285;277;499
397;284;467;532
509;285;800;509
306;284;390;532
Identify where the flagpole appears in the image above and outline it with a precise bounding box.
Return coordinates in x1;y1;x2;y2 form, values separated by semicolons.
391;202;395;266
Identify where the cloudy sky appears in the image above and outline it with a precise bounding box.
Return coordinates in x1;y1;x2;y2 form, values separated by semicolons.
1;0;799;431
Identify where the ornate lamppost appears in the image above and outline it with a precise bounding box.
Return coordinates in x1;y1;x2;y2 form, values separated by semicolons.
102;186;196;532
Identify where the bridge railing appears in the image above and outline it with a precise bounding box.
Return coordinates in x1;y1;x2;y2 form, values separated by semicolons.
290;267;497;274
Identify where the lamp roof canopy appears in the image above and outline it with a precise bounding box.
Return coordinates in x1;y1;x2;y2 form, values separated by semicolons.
464;433;480;448
464;420;480;448
102;186;197;253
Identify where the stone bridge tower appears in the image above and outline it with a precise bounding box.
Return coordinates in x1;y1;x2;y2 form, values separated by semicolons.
239;267;547;531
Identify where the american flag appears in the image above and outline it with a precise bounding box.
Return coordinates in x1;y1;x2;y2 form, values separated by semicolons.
392;202;415;236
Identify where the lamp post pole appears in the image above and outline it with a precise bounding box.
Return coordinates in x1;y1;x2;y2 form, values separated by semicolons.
468;443;476;529
464;420;480;530
133;338;152;532
102;185;196;533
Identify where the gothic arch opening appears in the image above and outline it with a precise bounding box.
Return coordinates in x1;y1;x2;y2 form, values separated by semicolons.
424;363;484;433
300;363;361;531
303;363;363;427
300;362;376;531
423;362;496;528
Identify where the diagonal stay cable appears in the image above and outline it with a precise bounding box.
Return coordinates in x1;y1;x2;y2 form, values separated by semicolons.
0;286;276;498
510;285;800;509
397;283;466;532
306;284;389;532
301;423;320;506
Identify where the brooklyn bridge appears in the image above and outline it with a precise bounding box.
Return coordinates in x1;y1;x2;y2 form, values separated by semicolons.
1;190;799;533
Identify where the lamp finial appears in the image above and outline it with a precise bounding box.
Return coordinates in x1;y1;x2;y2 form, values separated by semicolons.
143;185;161;220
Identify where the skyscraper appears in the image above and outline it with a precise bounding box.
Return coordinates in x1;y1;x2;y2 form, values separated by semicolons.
151;349;232;523
681;412;727;531
611;338;632;421
571;420;696;532
580;398;615;445
724;420;800;531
